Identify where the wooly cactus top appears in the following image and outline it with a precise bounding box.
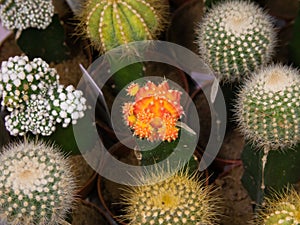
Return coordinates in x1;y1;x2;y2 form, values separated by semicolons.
258;189;300;225
78;0;168;52
0;55;87;136
121;169;221;225
235;65;300;149
0;141;76;225
0;0;54;31
196;0;276;82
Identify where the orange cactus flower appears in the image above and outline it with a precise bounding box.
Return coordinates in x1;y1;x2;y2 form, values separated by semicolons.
122;80;184;142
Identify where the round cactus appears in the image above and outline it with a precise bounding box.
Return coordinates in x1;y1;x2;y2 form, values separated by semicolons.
0;55;59;112
196;0;276;82
0;0;54;31
120;169;221;225
0;55;87;136
0;141;76;225
235;65;300;149
258;189;300;225
78;0;168;52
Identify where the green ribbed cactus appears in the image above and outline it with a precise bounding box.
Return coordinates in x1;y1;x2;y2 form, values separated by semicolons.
0;0;54;32
120;169;221;225
258;189;300;225
196;0;276;82
0;141;76;225
235;65;300;150
78;0;168;52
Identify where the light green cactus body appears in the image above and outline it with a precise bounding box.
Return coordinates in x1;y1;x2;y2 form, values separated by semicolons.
0;0;54;31
196;1;276;82
0;141;76;225
259;189;300;225
80;0;167;52
235;65;300;149
121;170;221;225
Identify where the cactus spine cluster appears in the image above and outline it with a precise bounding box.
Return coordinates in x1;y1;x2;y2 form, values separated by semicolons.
258;189;300;225
196;0;276;82
0;141;76;225
0;55;87;136
79;0;168;52
235;65;300;150
0;0;54;32
121;169;220;225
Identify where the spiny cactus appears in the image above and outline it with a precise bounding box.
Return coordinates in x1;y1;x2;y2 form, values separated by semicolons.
196;0;276;82
122;80;184;142
0;55;87;136
258;188;300;225
78;0;168;52
0;141;76;225
120;169;221;225
0;0;54;32
235;65;300;150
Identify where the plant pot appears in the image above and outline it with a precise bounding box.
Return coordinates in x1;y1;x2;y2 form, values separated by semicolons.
69;154;98;199
69;199;113;225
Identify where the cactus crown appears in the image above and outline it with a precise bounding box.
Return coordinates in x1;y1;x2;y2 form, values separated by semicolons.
78;0;168;52
0;141;76;225
235;64;300;149
122;80;184;142
258;188;300;225
0;0;54;31
196;0;276;82
0;55;87;136
120;169;221;225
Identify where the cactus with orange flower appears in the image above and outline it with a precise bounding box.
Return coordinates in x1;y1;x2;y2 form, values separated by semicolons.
122;79;198;166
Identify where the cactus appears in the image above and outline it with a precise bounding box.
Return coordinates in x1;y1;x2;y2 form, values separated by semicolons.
0;0;54;32
120;169;221;225
122;80;184;142
196;0;276;82
0;55;87;136
0;141;76;225
258;188;300;225
235;64;300;150
78;0;168;52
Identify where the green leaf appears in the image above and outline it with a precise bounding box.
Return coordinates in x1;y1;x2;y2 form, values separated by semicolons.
17;14;70;63
242;143;300;205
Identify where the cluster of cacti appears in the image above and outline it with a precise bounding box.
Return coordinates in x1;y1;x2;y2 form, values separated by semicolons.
122;80;184;142
0;0;54;32
78;0;168;52
196;0;276;82
0;55;87;136
235;65;300;150
258;188;300;225
121;169;221;225
0;141;76;225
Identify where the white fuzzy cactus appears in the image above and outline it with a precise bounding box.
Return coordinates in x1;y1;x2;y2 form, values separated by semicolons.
0;141;76;225
196;0;276;82
235;64;300;150
0;55;87;136
0;0;54;32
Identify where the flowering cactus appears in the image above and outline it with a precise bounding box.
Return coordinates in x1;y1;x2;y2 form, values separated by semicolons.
258;188;300;225
196;1;276;82
121;169;221;225
0;0;54;32
235;65;300;150
0;55;87;136
122;80;184;142
0;141;76;225
78;0;168;52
